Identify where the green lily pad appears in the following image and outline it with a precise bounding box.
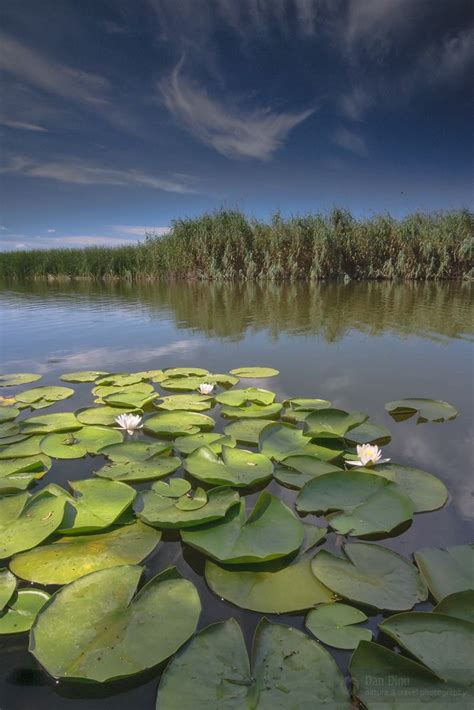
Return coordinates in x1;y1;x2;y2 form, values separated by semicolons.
155;394;213;411
156;618;350;709
103;391;158;409
0;568;16;610
312;543;428;610
181;492;304;564
0;373;42;387
0;435;44;459
304;408;368;439
0;490;66;558
153;479;191;498
344;421;392;446
175;487;207;510
76;405;141;426
52;479;136;534
215;387;276;406
15;386;74;406
0;406;20;422
174;432;236;455
205;557;333;613
184;446;273;488
164;367;210;378
229;367;279;378
223;418;276;445
137;485;239;529
0;588;50;634
95;456;181;482
302;439;345;462
0;421;21;437
60;371;108;382
296;470;414;537
305;603;372;649
10;521;161;585
159;376;224;392
40;426;122;459
92;382;154;403
220;402;282;419
144;411;215;437
0;473;40;493
19;412;82;435
385;397;459;423
0;455;50;493
30;565;201;682
95;373;144;387
98;440;173;461
259;422;311;461
283;398;331;411
274;455;341;489
367;463;448;512
132;369;166;382
414;544;474;602
434;590;474;623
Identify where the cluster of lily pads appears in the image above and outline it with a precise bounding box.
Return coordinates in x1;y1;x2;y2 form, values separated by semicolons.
0;367;472;708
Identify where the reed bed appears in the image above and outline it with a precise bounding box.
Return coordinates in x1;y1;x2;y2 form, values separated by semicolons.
1;209;472;281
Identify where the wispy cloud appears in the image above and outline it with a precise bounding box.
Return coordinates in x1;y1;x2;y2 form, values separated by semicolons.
112;225;170;236
159;59;314;160
0;156;197;194
332;127;367;155
0;119;48;132
339;86;372;121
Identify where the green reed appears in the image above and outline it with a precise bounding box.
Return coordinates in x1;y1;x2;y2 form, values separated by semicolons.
1;208;472;281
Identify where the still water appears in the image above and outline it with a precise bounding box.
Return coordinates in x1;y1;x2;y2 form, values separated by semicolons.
0;280;473;709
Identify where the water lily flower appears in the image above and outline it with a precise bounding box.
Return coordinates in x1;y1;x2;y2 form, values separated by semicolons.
347;444;390;467
115;413;143;435
198;383;215;395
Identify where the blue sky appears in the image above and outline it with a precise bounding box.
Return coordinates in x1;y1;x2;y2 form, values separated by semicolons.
0;0;472;250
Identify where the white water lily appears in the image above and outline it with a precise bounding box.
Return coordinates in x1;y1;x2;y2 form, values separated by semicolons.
198;383;215;395
115;413;143;435
347;444;390;467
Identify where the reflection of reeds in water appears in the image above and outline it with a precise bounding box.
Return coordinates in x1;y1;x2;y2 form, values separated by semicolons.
3;280;472;343
1;209;472;281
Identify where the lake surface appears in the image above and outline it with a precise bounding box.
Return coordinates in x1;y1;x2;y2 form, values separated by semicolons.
0;280;473;709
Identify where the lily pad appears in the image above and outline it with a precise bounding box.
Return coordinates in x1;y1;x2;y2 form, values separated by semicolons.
344;421;392;446
164;367;210;378
95;373;144;387
220;402;282;419
215;387;276;406
92;382;154;403
76;405;141;426
174;432;236;455
0;455;50;493
144;411;215;437
205;557;333;613
259;422;311;461
367;463;448;512
155;394;213;412
60;371;108;383
30;565;201;682
223;418;275;445
133;370;166;382
0;568;16;610
229;367;279;378
304;408;368;439
160;374;238;392
175;487;208;510
181;492;304;564
0;588;50;634
296;470;414;537
0;490;66;558
312;543;428;610
103;391;158;409
156;618;350;709
19;412;82;435
98;440;173;461
40;426;122;459
15;386;74;407
137;485;239;529
385;397;458;423
305;603;372;649
414;544;474;602
434;590;474;623
274;455;341;489
0;406;20;422
0;435;44;459
184;446;273;487
95;456;181;482
153;479;191;498
53;479;136;534
0;373;42;387
283;398;331;411
10;521;161;584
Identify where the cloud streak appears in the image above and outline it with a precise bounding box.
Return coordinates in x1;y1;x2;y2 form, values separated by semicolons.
332;127;367;155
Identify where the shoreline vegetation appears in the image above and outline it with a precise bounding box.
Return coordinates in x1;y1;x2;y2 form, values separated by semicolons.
1;208;472;281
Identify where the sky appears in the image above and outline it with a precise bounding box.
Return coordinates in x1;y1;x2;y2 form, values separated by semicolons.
0;0;473;250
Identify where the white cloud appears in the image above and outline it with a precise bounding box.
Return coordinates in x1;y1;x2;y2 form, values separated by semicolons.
343;0;414;55
159;59;313;160
47;228;56;233
0;156;197;194
0;119;48;132
112;225;170;236
406;27;474;91
339;86;372;121
332;127;367;155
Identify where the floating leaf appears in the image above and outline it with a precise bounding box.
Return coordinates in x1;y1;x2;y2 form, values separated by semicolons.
258;422;311;461
0;435;44;459
98;440;172;462
205;557;333;613
15;386;74;406
103;391;158;409
215;387;276;406
304;408;368;439
414;544;474;602
19;412;82;435
305;603;372;649
0;406;20;422
174;432;236;455
40;426;122;459
220;402;282;419
283;398;331;411
0;490;65;558
274;455;341;489
132;369;166;382
184;446;273;488
312;543;428;610
0;589;50;634
30;565;201;682
95;373;144;387
137;485;239;529
164;367;210;378
10;521;161;585
153;479;191;498
385;397;458;423
296;470;413;537
434;590;474;623
156;618;349;708
0;373;42;387
92;382;154;403
175;487;208;510
60;371;108;383
0;568;16;610
160;374;238;392
367;463;448;513
229;367;279;378
223;418;275;445
52;479;136;534
344;421;392;446
0;455;51;493
95;456;181;482
144;411;214;437
182;492;304;564
155;394;213;412
76;405;141;426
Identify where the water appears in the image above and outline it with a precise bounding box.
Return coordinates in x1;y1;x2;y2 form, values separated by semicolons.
0;280;473;709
